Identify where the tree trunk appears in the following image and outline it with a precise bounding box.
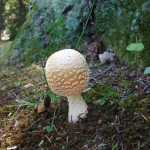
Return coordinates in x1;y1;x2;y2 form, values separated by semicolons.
0;30;2;41
18;0;26;24
0;0;5;39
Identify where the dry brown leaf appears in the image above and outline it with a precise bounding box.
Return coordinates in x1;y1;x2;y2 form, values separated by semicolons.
49;103;56;109
37;99;46;113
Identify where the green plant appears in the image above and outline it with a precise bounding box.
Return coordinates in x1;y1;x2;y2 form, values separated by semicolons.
15;98;35;107
144;67;150;75
126;43;144;52
14;81;21;87
36;41;59;103
140;142;146;148
43;125;55;133
20;80;34;101
84;84;119;105
126;43;150;75
75;0;96;49
94;85;119;105
1;86;7;91
126;42;144;67
56;137;60;141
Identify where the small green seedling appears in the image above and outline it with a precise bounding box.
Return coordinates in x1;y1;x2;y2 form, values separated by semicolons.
1;86;7;91
14;81;21;87
43;125;55;133
144;67;150;75
94;97;107;105
126;42;144;67
140;142;145;148
56;137;60;141
126;43;144;52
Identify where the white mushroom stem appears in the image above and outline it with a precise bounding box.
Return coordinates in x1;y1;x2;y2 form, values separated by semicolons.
67;94;88;123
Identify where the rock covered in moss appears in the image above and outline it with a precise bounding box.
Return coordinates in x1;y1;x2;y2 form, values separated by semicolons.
95;0;150;67
9;0;150;67
9;0;93;65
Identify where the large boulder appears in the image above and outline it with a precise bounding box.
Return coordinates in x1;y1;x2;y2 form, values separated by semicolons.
8;0;150;67
95;0;150;67
9;0;94;65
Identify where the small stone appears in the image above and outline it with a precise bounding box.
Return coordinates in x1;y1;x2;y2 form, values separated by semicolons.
98;119;103;125
38;140;44;147
146;90;150;94
109;123;115;128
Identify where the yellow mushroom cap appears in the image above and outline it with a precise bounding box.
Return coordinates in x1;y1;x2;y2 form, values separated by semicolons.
45;49;89;96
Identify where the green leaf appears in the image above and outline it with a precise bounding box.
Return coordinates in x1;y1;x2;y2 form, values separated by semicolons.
100;98;106;105
120;100;125;107
94;97;106;105
140;142;145;148
144;67;150;75
43;125;55;133
50;93;56;102
56;137;60;141
14;81;21;87
1;86;7;91
126;43;144;52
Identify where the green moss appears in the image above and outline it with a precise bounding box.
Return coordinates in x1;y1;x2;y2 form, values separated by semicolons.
95;0;150;67
8;0;90;66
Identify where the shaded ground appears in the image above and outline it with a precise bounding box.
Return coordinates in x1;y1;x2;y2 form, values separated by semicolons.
0;62;150;150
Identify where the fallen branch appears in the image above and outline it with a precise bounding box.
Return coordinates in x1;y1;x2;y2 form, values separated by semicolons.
90;64;115;80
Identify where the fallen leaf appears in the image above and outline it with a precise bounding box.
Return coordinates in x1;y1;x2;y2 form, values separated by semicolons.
49;104;56;109
37;99;46;113
99;52;115;64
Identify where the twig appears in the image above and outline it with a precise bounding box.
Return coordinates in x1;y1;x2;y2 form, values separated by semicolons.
45;135;53;143
112;143;118;150
66;136;69;144
9;105;21;120
93;64;115;78
141;114;148;122
25;119;40;131
83;88;91;93
95;143;107;150
143;83;150;91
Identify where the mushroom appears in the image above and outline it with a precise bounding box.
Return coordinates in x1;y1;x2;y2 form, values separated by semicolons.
45;49;89;123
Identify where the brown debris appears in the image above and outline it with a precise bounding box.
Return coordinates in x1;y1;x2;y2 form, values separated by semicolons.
86;41;100;62
0;61;150;149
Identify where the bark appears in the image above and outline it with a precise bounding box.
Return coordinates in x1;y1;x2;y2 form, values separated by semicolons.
0;0;6;33
0;30;2;41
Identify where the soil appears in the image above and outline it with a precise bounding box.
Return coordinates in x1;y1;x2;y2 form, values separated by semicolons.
0;62;150;150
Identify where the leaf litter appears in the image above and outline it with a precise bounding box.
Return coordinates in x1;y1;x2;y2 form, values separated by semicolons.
0;61;150;150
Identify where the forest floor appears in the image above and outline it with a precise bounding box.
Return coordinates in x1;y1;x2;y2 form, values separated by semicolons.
0;55;150;149
0;62;150;150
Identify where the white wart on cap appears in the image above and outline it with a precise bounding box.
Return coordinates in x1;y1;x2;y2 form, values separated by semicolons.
45;49;89;123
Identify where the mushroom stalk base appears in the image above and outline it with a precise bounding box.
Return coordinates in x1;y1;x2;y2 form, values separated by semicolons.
67;94;88;123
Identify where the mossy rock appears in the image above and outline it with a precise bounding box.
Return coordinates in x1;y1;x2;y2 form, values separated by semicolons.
7;0;150;67
95;0;150;67
9;0;92;65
